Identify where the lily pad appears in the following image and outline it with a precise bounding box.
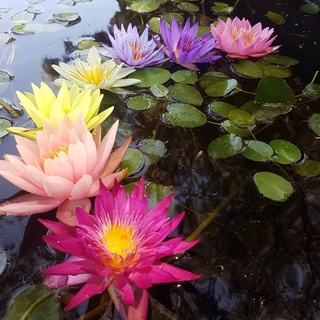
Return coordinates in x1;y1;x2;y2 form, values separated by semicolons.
309;113;320;136
255;62;292;78
207;134;243;159
0;118;12;139
177;2;199;12
255;76;296;105
269;139;301;164
199;71;229;90
11;10;35;22
146;182;172;210
169;83;203;105
305;83;320;99
130;0;160;13
254;172;293;202
294;160;320;177
149;17;161;34
171;70;198;84
221;120;251;138
209;101;238;118
300;3;319;14
163;13;184;25
126;95;156;111
11;24;35;35
163;103;207;128
241;140;273;161
139;138;166;164
267;11;286;25
12;23;64;34
132;68;171;87
53;12;80;22
260;54;299;66
228;109;255;127
150;84;169;98
0;32;14;44
118;148;144;176
0;70;13;83
231;60;263;78
205;79;238;97
252;103;292;124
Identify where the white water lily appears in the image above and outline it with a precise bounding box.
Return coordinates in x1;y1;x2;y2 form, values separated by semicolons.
52;46;140;91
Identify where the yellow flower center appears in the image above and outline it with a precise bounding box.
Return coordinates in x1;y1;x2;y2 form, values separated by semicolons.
130;42;143;61
49;146;68;159
231;27;256;46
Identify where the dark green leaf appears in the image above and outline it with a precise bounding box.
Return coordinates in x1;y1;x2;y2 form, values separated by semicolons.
126;95;156;110
118;148;145;176
131;0;160;13
169;83;203;105
199;71;229;90
255;62;292;78
294;160;320;177
132;68;171;88
139;138;166;164
209;101;237;118
305;83;320;99
221;120;251;138
309;113;320;136
267;11;286;25
171;70;198;84
241;140;273;161
252;103;292;124
260;54;299;66
254;172;293;202
163;13;184;25
177;2;199;12
269;139;302;164
205;79;238;97
228;109;255;126
207;134;243;158
146;182;172;210
300;3;319;14
231;60;263;78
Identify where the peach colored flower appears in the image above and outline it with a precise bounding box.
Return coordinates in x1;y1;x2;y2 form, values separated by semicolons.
0;115;130;225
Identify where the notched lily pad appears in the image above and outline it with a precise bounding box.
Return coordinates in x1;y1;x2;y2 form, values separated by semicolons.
132;68;171;87
53;12;79;22
169;83;203;105
171;70;198;84
205;79;238;97
260;54;299;66
126;95;156;111
241;140;273;162
139;138;166;164
269;139;301;164
177;2;199;12
11;10;35;22
255;62;292;78
208;133;243;159
231;60;263;78
130;0;160;13
0;118;12;139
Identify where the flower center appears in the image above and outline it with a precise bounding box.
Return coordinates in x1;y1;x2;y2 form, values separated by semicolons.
231;27;256;46
130;42;143;61
49;146;68;159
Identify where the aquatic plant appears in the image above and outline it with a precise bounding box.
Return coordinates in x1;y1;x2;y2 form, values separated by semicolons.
40;177;200;318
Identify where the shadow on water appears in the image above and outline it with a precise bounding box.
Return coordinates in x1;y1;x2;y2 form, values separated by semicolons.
0;0;320;319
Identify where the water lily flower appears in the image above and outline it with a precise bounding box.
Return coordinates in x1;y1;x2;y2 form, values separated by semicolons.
100;23;168;68
154;18;220;70
0;115;131;226
40;177;200;318
7;81;112;139
52;46;140;92
210;17;281;59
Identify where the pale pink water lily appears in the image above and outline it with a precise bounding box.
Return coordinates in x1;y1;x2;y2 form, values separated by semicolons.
154;18;220;70
40;177;200;318
100;23;168;68
210;17;281;59
0;116;131;225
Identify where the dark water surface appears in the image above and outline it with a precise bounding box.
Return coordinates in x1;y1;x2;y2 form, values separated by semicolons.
1;0;320;319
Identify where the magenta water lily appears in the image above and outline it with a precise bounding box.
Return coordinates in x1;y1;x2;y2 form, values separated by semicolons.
100;23;168;68
210;17;281;59
40;177;200;318
155;18;220;70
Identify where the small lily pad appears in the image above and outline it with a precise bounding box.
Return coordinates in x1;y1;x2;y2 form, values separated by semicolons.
150;84;169;98
305;83;320;99
11;10;35;22
209;101;238;118
228;109;255;127
163;103;207;128
0;32;14;44
231;60;263;78
221;120;251;138
207;134;243;159
260;54;299;66
119;148;145;176
177;2;199;12
169;83;203;105
255;62;292;78
267;11;286;25
53;12;79;22
252;103;292;124
0;118;12;139
205;79;238;97
0;70;13;83
269;139;302;164
294;160;320;177
132;68;171;87
300;3;319;14
130;0;160;13
126;95;156;111
171;70;198;84
146;182;172;210
241;140;273;162
199;71;229;90
254;172;293;202
309;113;320;136
139;138;166;164
163;13;184;25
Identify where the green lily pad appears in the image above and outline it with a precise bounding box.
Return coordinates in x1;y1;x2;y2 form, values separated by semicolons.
309;113;320;136
260;54;299;66
53;12;80;22
149;17;161;34
163;103;207;128
0;118;12;139
150;84;169;98
254;172;293;202
205;79;238;97
146;182;172;210
163;13;184;25
139;138;166;164
169;83;203;105
228;109;255;127
300;3;319;14
177;2;199;12
241;140;273;161
126;95;156;111
118;148;145;176
12;22;64;34
171;70;198;84
240;100;261;115
221;120;251;138
211;5;233;14
305;83;320;99
209;101;238;118
255;76;296;105
130;0;160;13
11;24;35;34
231;60;263;78
207;133;243;159
252;103;292;124
255;62;292;78
199;71;229;90
294;160;320;177
132;67;171;87
267;11;286;25
269;139;302;164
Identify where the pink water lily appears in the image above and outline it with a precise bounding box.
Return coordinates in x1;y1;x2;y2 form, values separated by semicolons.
155;18;220;70
100;23;168;68
40;177;200;318
210;17;281;59
0;116;130;225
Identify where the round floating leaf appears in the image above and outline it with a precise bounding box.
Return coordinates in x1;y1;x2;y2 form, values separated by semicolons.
221;120;251;138
231;60;263;78
171;70;198;84
163;103;207;128
269;139;301;164
241;140;273;161
256;76;296;104
57;0;75;4
267;11;286;25
146;182;172;210
228;109;255;126
199;71;229;89
11;24;35;35
205;79;238;97
53;12;79;22
150;84;169;98
126;95;156;111
0;70;13;83
254;172;293;202
211;5;233;14
131;0;160;13
207;133;243;159
169;83;203;105
300;3;319;14
163;13;184;25
11;10;35;22
240;100;261;115
309;113;320;136
132;67;171;87
260;54;299;66
305;83;320;99
252;103;292;124
294;160;320;177
177;2;199;12
209;101;237;118
12;22;64;34
255;62;292;78
139;138;166;164
0;118;11;139
118;148;144;176
149;17;161;34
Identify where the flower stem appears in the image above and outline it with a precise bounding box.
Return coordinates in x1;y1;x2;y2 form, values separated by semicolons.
310;70;319;84
235;87;256;95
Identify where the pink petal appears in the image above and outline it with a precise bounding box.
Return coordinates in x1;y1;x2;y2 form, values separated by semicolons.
128;271;152;288
69;174;93;200
43;175;74;200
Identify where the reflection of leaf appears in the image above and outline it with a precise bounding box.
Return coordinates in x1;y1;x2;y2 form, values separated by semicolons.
253;103;292;124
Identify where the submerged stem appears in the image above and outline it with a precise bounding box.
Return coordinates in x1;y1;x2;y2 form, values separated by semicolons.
310;70;319;84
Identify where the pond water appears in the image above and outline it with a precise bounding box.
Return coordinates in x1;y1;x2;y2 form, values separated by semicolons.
0;0;320;319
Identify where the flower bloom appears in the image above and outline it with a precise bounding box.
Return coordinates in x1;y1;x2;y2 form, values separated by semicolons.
52;46;140;91
100;23;168;68
210;17;281;59
8;81;112;139
40;177;200;312
154;18;220;70
0;115;131;225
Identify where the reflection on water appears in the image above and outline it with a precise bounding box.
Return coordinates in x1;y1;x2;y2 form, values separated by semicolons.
0;0;320;319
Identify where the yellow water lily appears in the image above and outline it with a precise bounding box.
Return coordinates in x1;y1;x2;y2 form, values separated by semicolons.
52;46;140;91
8;81;113;139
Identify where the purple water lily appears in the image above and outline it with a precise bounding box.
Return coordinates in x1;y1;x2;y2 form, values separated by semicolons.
155;18;220;70
100;24;168;68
